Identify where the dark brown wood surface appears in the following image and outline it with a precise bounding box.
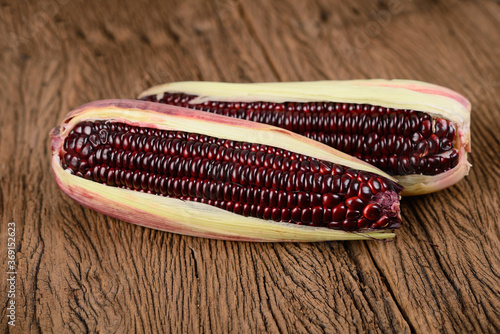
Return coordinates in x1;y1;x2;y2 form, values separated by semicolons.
1;0;499;333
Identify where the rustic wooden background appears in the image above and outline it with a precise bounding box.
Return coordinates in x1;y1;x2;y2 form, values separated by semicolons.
1;0;499;333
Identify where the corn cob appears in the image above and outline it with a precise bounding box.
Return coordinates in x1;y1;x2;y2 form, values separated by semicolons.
140;80;471;195
51;100;403;241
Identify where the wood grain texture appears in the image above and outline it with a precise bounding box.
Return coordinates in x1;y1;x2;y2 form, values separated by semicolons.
0;0;499;332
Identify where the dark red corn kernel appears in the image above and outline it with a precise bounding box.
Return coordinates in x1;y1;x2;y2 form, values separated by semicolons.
435;118;448;137
414;140;429;156
394;136;404;155
427;134;440;155
428;156;441;169
446;125;456;141
327;221;342;229
332;165;344;175
345;197;366;211
323;208;332;222
339;175;351;194
379;179;389;192
346;208;361;220
311;207;324;224
242;204;251;217
297;192;311;208
281;208;291;221
373;215;391;228
411;132;424;144
301;208;312;223
440;138;453;151
331;203;347;222
357;217;371;229
291;207;302;222
144;93;459;176
441;156;451;170
357;171;371;183
263;207;272;220
62;121;403;232
70;156;81;170
378;156;388;170
399;156;411;174
368;177;382;193
420;120;432;137
311;193;322;207
343;219;358;231
358;184;373;201
322;193;341;207
346;179;360;198
363;204;381;220
271;208;281;221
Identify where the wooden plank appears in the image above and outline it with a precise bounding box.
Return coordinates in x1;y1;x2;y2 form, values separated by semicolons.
0;0;498;332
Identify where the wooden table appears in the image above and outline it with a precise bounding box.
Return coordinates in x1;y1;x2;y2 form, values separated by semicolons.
1;0;499;332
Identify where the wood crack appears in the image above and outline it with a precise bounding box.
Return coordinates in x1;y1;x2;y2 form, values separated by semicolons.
365;244;417;334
